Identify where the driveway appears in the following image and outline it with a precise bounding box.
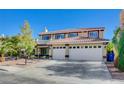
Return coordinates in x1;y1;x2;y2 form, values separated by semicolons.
43;60;111;79
0;60;124;84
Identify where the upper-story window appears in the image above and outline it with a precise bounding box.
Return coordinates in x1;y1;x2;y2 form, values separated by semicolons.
55;34;65;39
68;33;78;37
42;35;51;40
89;31;98;38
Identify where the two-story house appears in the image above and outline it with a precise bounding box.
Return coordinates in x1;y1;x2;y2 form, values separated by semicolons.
36;27;109;61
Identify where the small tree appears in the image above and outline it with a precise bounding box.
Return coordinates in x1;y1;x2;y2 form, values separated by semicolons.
106;42;114;53
19;20;36;64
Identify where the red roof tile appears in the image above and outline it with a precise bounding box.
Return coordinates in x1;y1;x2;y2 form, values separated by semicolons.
47;37;109;45
40;27;105;35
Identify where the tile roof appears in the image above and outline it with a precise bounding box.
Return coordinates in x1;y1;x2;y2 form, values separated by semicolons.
47;37;109;45
40;27;105;35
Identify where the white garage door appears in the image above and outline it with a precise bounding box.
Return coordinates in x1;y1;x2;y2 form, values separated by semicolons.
69;46;103;61
52;47;66;60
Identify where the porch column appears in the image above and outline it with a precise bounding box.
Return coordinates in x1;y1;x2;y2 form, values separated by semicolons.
37;48;40;58
49;46;53;59
35;46;40;58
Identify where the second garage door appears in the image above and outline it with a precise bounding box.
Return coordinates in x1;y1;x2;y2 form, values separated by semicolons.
69;45;103;61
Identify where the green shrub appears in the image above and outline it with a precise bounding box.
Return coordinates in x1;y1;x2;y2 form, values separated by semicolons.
106;42;114;52
118;31;124;71
118;46;124;71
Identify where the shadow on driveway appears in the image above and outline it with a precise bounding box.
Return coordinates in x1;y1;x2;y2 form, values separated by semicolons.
43;62;111;80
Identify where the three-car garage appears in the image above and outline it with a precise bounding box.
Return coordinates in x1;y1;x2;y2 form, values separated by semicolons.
52;45;104;61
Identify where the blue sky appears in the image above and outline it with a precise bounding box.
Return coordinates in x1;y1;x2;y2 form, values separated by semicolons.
0;9;121;40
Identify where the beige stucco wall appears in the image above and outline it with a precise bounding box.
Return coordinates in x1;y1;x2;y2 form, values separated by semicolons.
99;31;103;39
103;45;107;62
103;45;106;53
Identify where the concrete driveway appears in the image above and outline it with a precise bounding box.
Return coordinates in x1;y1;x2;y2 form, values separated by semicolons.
42;60;112;80
0;60;124;84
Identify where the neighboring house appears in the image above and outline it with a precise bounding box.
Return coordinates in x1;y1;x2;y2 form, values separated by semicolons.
120;10;124;30
36;27;109;61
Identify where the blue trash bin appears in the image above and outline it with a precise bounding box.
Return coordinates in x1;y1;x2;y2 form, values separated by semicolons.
107;51;114;62
107;53;110;61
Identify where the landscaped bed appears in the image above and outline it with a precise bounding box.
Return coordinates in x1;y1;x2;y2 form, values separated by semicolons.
0;59;38;66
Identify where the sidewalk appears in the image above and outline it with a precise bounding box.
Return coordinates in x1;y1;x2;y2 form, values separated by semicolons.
106;63;124;80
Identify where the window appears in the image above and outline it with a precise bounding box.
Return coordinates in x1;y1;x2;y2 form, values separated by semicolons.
53;47;56;49
68;33;78;37
73;46;76;49
85;46;88;48
89;31;98;38
93;46;97;48
89;46;92;48
60;47;62;49
63;47;66;49
77;46;80;48
55;34;65;39
98;46;101;48
42;35;51;40
69;46;72;49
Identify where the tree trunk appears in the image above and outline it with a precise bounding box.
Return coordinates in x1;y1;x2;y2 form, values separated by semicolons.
24;55;28;65
25;58;27;65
